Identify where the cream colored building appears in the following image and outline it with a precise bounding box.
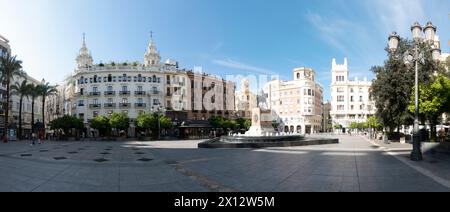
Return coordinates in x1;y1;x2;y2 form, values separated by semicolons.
235;78;257;119
330;58;375;131
265;68;324;134
1;34;43;139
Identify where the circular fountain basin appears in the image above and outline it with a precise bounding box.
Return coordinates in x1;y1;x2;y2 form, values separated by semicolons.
198;135;339;148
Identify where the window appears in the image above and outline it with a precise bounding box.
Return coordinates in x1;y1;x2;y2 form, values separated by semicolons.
93;87;98;92
350;96;354;102
122;98;128;104
359;88;363;93
337;105;345;111
93;111;99;118
108;74;112;82
107;86;113;92
107;98;113;104
337;88;344;93
360;96;363;102
360;105;364;110
153;99;159;105
93;99;99;104
350;88;354;93
137;86;143;92
113;77;116;82
153;75;157;83
308;89;312;96
337;96;345;102
122;86;128;92
351;105;354;110
78;100;84;106
138;98;143;104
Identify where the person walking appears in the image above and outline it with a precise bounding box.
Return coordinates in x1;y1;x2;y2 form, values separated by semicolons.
30;132;36;146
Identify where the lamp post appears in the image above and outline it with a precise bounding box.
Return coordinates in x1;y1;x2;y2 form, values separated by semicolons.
152;103;164;140
388;21;441;161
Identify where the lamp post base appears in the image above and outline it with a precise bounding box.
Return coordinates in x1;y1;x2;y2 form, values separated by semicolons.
410;134;423;161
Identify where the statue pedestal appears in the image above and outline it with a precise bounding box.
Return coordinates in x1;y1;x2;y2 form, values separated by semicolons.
245;108;276;136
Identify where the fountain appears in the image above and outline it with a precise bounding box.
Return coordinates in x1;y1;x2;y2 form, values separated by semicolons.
199;107;339;148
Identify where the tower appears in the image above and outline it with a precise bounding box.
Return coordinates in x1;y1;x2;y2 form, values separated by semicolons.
144;32;161;67
331;58;349;84
76;33;93;69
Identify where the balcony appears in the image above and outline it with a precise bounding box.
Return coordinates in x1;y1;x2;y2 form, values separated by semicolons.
104;91;116;96
89;104;101;109
135;103;147;108
89;92;101;97
134;91;146;96
119;91;131;96
104;103;117;108
119;103;131;108
152;90;160;95
78;104;85;107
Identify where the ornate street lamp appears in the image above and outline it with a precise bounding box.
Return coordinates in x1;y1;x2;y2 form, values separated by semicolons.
388;21;441;161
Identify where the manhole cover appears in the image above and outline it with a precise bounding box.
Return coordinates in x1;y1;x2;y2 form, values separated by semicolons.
135;152;145;155
54;157;67;160
104;149;112;151
21;154;32;157
138;158;153;162
93;158;109;163
100;152;111;155
68;152;78;154
40;150;49;152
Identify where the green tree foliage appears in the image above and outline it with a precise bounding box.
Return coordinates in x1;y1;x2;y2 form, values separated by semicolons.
409;74;450;140
334;124;343;130
135;113;173;137
49;116;84;137
367;116;382;131
90;116;111;137
11;79;30;139
349;122;359;130
208;116;239;132
236;118;252;131
109;112;130;132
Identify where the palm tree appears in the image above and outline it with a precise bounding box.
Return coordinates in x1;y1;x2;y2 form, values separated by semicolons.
28;84;40;135
11;79;30;140
38;80;57;138
0;52;23;143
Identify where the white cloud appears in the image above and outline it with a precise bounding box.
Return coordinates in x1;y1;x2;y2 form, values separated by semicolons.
212;58;277;75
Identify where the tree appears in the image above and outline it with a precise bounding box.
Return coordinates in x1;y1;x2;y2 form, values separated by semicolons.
27;84;40;135
236;118;251;131
334;124;343;130
135;113;173;137
49;116;84;137
367;116;382;131
11;79;30;140
0;52;23;142
38;80;58;138
371;38;427;133
409;74;450;141
90;116;110;137
349;122;359;131
109;112;130;136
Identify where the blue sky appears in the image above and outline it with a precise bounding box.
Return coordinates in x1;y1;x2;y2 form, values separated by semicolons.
0;0;449;100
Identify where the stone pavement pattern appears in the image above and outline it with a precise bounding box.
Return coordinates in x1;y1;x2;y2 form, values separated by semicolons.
0;135;448;192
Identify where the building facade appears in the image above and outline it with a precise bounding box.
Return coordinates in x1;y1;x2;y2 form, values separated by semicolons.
68;35;235;137
330;58;375;132
265;67;324;134
322;101;332;132
235;78;257;119
0;34;10;135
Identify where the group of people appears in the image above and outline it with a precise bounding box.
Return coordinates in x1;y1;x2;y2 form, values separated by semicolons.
30;132;41;146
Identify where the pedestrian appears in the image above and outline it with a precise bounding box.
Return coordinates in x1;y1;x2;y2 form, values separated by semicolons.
438;128;445;143
30;132;36;146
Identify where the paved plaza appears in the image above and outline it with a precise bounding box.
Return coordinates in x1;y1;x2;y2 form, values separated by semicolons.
0;135;449;192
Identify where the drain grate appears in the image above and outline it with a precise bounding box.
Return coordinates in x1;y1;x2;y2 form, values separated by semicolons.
21;154;32;157
138;158;153;162
54;157;67;160
100;152;111;155
68;152;78;154
93;158;109;163
135;152;145;155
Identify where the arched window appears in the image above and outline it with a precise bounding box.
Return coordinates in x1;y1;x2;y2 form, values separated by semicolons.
153;75;157;83
297;73;300;79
